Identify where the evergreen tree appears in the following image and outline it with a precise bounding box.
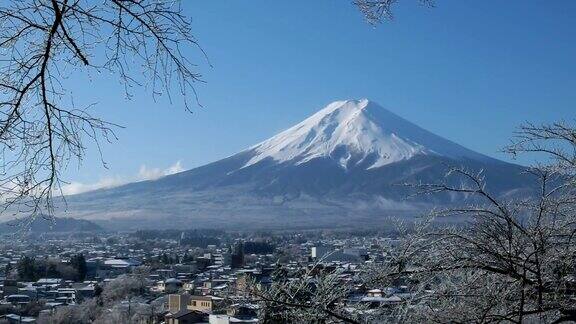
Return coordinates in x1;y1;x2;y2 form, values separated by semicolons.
17;256;38;281
4;262;12;278
46;262;59;278
70;254;88;281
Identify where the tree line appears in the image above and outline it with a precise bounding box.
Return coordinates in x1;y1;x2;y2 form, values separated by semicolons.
15;254;87;282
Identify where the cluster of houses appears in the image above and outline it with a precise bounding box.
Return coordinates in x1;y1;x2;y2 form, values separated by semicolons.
0;231;416;323
0;278;96;323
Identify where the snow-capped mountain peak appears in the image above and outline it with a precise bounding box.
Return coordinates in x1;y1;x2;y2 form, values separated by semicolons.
63;99;529;229
243;99;490;169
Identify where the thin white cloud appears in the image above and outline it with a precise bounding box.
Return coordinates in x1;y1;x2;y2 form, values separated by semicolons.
60;176;125;196
60;160;185;196
138;160;184;181
165;160;184;175
137;165;165;181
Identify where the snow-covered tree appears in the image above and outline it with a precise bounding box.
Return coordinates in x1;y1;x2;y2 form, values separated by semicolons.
254;121;576;323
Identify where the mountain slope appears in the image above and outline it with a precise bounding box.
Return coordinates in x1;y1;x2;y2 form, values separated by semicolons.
245;99;491;169
61;99;532;229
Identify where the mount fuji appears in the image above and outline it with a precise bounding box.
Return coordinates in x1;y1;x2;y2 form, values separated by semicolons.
244;99;491;169
62;99;532;230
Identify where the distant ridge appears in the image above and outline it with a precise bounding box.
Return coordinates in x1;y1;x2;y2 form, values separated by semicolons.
0;217;103;234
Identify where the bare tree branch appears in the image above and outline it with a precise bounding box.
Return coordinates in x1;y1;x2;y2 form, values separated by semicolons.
0;0;204;221
354;0;435;25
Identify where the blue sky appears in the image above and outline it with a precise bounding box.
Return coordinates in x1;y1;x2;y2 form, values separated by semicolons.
63;0;576;193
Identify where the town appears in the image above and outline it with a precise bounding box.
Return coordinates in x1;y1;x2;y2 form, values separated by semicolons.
0;226;411;323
